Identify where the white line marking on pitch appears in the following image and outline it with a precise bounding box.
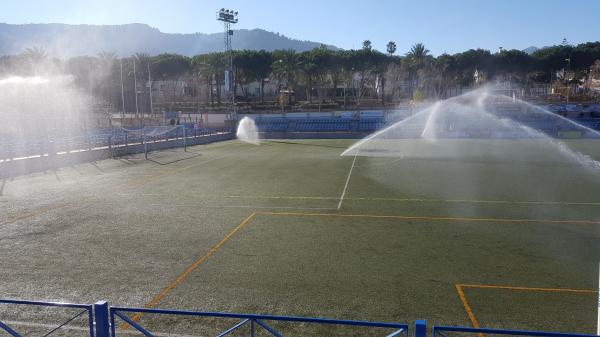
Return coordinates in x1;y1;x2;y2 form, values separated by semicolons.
337;152;358;210
4;320;204;337
150;203;336;211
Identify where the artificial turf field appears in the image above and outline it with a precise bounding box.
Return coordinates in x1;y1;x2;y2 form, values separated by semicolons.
1;138;599;336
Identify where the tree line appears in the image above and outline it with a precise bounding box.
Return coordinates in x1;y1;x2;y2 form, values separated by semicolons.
1;41;600;109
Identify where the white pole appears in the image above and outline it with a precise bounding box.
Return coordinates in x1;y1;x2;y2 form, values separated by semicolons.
133;60;139;123
143;128;147;160
182;125;187;152
147;62;153;117
120;60;125;119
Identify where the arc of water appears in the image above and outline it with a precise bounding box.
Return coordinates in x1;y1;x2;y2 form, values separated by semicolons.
340;104;436;156
420;102;440;140
342;85;600;169
341;89;494;156
489;93;600;138
475;101;600;168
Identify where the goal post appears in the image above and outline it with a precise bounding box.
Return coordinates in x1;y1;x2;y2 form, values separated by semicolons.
118;125;188;159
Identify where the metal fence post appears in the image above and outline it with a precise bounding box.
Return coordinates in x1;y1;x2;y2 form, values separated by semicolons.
94;301;110;337
415;320;426;337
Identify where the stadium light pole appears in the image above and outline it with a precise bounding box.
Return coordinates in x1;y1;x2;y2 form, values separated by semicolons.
120;59;125;119
216;8;239;117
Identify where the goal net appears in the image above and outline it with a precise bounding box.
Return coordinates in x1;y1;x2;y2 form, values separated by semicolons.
118;125;187;159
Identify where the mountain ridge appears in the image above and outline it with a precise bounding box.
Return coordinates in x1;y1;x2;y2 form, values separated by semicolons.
0;23;338;58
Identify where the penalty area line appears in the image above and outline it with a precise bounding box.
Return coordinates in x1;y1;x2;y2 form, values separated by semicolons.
257;211;600;225
338;152;358;210
0;202;72;227
123;212;258;329
455;284;483;337
455;283;598;337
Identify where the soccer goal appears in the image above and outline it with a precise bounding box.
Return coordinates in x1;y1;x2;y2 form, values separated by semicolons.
120;125;188;159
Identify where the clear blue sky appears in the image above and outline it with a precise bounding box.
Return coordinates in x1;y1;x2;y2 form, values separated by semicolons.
2;0;599;55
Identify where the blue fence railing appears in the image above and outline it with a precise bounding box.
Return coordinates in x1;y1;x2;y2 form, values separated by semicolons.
0;298;94;337
0;127;231;162
108;305;409;337
432;325;598;337
2;298;599;337
110;307;408;337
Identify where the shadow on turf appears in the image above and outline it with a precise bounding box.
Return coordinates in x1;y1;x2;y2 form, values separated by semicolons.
89;162;105;173
265;140;348;149
147;151;203;165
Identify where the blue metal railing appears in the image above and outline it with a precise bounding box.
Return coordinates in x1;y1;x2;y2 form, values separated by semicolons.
108;306;409;337
0;298;94;337
432;325;599;337
0;127;232;162
2;298;599;337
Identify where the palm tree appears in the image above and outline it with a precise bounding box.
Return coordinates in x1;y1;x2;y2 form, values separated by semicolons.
387;41;397;56
132;52;150;66
369;51;391;106
130;52;153;114
97;51;117;68
432;54;456;98
405;43;431;95
24;46;48;63
271;49;301;91
194;53;227;105
96;51;118;108
23;46;48;74
239;50;273;103
406;43;430;66
132;52;151;82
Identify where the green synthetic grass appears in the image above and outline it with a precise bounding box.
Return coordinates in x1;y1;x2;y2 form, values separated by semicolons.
0;139;599;336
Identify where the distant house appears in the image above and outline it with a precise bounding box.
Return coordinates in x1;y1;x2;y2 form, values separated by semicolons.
153;80;197;99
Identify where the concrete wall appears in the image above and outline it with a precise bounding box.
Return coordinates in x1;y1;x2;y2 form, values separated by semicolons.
1;133;234;178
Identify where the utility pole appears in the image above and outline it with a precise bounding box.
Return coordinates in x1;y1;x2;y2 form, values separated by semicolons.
216;8;239;118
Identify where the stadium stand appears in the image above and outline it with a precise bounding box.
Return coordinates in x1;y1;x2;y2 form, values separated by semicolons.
3;104;600;162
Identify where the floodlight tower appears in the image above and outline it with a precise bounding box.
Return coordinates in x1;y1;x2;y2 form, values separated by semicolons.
216;8;239;110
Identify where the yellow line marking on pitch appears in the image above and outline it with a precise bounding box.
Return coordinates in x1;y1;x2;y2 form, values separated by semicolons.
226;195;600;206
0;203;71;226
123;212;258;328
122;210;600;329
455;283;597;336
455;284;482;334
458;283;598;294
256;211;600;225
